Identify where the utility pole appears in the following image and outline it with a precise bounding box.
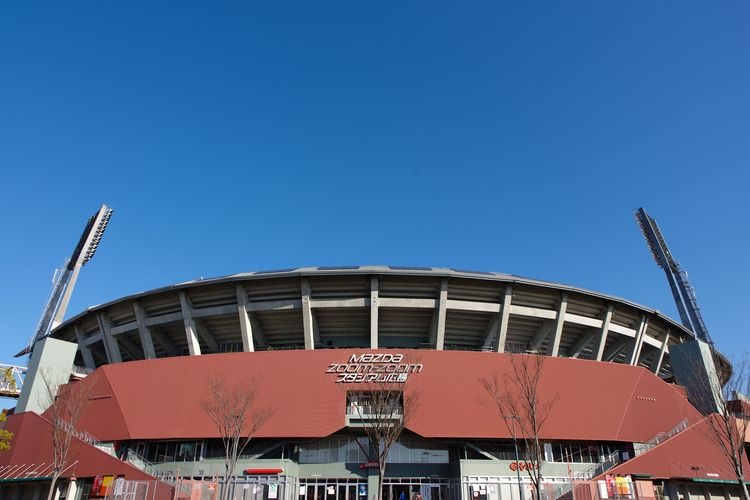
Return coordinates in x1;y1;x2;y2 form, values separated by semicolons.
505;415;524;500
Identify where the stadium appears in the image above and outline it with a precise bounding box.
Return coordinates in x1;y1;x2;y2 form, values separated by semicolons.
2;264;748;500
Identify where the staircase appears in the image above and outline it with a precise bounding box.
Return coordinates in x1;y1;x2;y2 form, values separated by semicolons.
634;418;688;456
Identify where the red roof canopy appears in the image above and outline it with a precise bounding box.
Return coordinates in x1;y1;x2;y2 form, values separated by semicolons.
49;350;700;444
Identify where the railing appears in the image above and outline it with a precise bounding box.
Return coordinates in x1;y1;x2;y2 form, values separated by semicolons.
634;418;689;456
255;343;306;351
505;342;531;354
347;404;403;418
444;344;490;352
125;449;161;478
52;417;109;451
572;450;623;480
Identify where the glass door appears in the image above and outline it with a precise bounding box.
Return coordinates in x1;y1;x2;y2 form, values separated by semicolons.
337;484;358;500
305;484;326;500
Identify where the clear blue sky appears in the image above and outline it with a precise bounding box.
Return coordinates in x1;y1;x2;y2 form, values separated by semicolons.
1;2;748;366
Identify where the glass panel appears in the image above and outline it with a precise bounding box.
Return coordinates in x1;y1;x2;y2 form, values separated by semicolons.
307;486;318;500
146;443;157;462
180;442;197;462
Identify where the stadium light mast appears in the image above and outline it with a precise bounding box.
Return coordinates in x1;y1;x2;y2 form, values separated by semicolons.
16;204;113;357
634;207;712;345
635;207;728;414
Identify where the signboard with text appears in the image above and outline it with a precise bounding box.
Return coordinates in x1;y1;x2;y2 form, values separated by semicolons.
326;353;423;383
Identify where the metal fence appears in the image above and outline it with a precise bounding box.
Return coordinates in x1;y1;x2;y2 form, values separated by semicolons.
174;476;297;500
461;477;640;500
174;479;220;499
94;479;160;500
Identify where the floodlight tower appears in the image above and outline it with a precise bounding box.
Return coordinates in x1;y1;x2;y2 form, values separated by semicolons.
16;204;113;357
635;207;725;414
634;207;712;345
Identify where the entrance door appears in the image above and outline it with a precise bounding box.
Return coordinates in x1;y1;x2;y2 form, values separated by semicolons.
306;484;326;500
391;485;411;500
337;484;358;500
420;484;445;500
384;483;453;500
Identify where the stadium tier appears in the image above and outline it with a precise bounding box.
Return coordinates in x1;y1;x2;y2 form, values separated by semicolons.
49;267;696;376
1;267;746;500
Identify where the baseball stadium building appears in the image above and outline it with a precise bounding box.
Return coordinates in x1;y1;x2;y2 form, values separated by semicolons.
1;267;747;500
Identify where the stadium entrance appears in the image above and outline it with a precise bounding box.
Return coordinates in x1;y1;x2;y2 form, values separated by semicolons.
299;478;366;500
297;478;456;500
381;478;456;500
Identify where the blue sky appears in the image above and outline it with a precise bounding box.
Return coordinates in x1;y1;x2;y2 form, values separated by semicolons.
1;2;748;366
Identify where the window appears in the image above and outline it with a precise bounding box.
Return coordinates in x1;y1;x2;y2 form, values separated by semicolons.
298;437;369;464
545;441;599;463
386;438;449;464
347;392;403;419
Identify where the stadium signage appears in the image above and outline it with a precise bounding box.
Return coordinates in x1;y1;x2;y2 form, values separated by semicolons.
326;353;423;383
509;461;538;471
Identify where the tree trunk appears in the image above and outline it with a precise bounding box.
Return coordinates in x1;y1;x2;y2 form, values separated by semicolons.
377;466;386;500
222;461;232;500
739;478;749;500
46;473;59;500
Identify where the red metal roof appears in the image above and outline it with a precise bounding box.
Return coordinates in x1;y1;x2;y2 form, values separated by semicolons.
0;412;173;499
605;414;750;481
53;350;701;444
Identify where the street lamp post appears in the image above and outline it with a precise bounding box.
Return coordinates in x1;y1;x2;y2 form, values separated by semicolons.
504;415;524;500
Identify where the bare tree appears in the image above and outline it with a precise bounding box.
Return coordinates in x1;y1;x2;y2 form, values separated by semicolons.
345;356;421;500
200;376;272;500
40;369;92;500
690;352;750;500
482;354;559;500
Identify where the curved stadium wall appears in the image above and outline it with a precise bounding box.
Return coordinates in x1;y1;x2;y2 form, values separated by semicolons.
3;266;739;500
50;266;693;377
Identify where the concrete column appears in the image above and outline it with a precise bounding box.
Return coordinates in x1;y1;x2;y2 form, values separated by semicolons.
434;279;448;351
671;339;723;414
65;479;79;500
549;293;568;357
179;292;202;356
98;313;122;363
594;305;614;362
16;337;78;414
629;315;648;365
530;321;554;352
249;314;267;348
151;328;177;356
651;328;670;375
603;337;630;362
568;328;597;358
51;264;82;331
74;325;96;369
370;277;379;349
482;314;500;350
367;466;380;500
301;279;315;350
236;285;255;352
496;285;513;353
133;303;157;359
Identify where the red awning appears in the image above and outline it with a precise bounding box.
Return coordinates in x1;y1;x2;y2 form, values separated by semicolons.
244;468;283;475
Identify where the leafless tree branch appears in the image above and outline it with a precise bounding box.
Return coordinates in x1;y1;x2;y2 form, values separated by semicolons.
39;369;92;500
199;375;272;500
345;355;421;500
482;354;558;500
